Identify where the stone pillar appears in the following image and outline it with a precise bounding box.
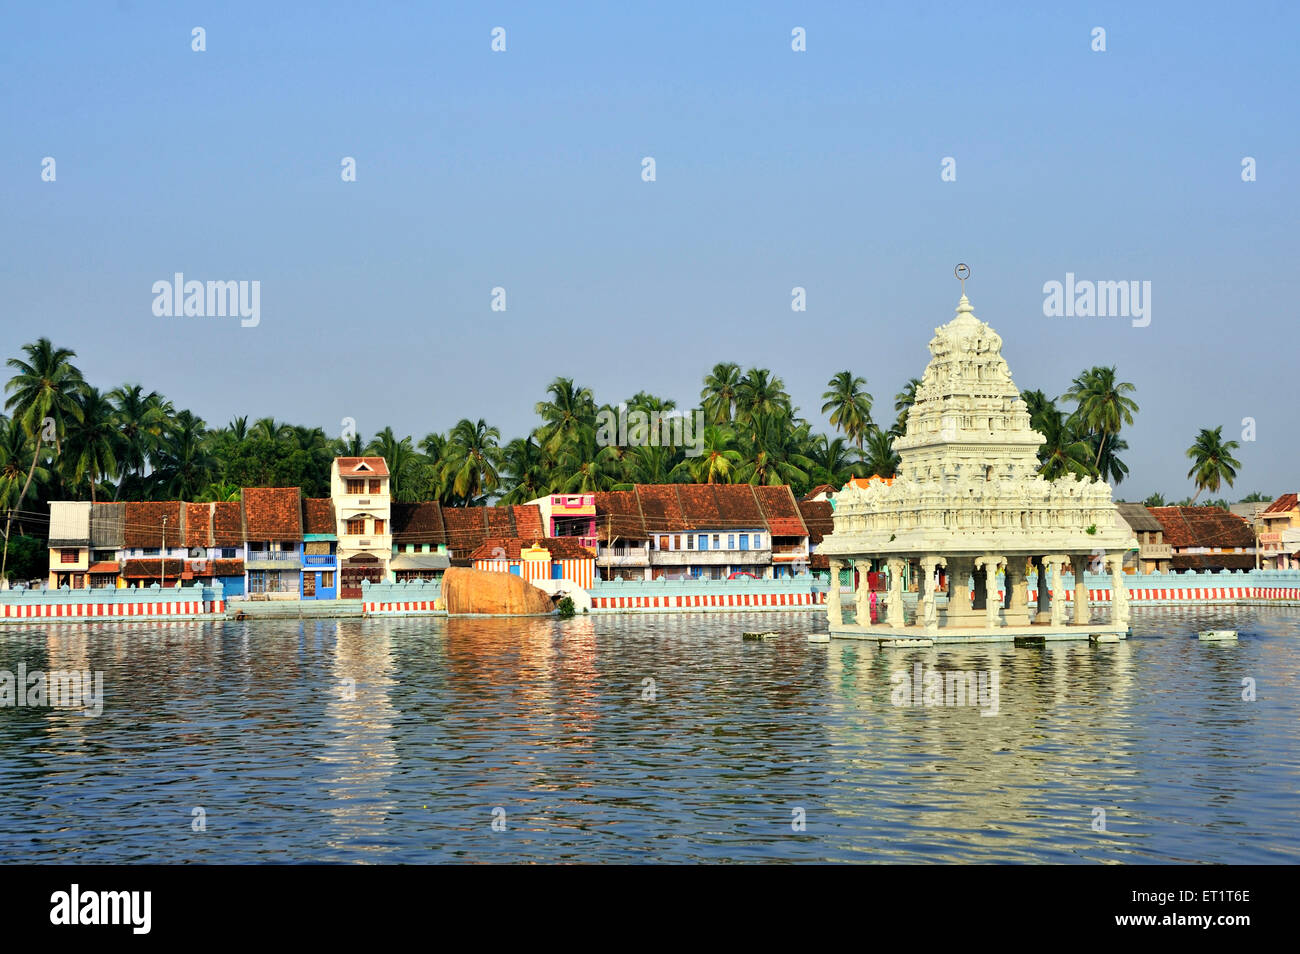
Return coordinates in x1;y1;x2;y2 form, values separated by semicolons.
1071;554;1090;625
1032;556;1052;623
1004;558;1030;625
886;557;906;627
1046;555;1067;627
944;555;977;624
1107;553;1130;631
827;558;843;628
976;554;1004;628
854;560;871;625
919;555;945;630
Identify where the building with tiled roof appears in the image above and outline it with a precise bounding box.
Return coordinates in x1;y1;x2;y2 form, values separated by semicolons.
301;498;338;599
1148;506;1256;572
331;458;391;597
1115;502;1171;573
1258;493;1299;569
240;487;304;598
591;484;812;581
797;499;835;570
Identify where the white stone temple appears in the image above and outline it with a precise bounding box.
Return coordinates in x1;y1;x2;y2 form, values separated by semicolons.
821;279;1137;643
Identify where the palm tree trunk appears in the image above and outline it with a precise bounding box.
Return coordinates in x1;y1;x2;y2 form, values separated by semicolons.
1;435;44;579
1094;430;1108;470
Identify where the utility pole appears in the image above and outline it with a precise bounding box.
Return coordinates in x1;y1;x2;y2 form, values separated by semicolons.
161;516;168;588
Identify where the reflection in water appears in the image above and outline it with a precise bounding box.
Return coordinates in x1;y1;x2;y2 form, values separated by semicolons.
0;607;1296;863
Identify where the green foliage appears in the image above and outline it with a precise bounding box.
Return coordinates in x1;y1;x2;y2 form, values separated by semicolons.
2;533;45;581
556;596;575;618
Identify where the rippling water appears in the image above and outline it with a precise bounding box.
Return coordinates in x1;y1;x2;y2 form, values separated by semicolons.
1;607;1297;863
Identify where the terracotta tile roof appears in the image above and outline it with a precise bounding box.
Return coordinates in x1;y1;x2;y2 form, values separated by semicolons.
484;506;516;538
208;559;245;576
512;505;545;539
242;487;302;539
801;484;835;501
389;502;446;546
335;456;389;478
442;507;493;557
212;501;243;547
810;553;830;570
753;485;808;537
87;562;119;574
121;558;185;578
1171;553;1256;571
1149;507;1254;550
1263;493;1298;515
470;537;595;561
595;490;647;538
635;485;688;532
124;501;183;548
303;498;337;536
184;503;212;548
797;500;835;545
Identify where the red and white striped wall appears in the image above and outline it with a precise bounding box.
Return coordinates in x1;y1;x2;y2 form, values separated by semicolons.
589;591;826;611
472;558;595;590
365;599;441;616
1;598;224;619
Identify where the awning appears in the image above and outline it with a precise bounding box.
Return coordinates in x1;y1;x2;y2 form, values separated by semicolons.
87;562;120;574
389;553;451;571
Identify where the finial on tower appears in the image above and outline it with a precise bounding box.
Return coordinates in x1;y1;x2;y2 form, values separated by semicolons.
954;263;974;316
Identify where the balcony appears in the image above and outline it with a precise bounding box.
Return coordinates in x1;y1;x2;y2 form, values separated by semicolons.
652;548;772;567
597;546;650;567
302;553;336;567
245;551;302;570
1139;543;1172;559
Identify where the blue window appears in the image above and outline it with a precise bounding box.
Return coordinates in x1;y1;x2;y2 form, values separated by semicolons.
699;535;709;551
728;534;735;549
739;534;749;551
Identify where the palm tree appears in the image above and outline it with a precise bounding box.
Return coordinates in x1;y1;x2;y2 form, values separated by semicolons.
700;362;742;425
806;434;859;487
498;435;548;504
1063;366;1139;470
1186;426;1241;503
62;386;121;503
860;427;901;479
1089;433;1129;486
0;416;49;517
735;368;791;427
821;371;873;450
251;417;291;443
893;378;922;433
3;339;85;577
441;418;503;503
535;378;596;457
1142;492;1166;507
736;410;813;490
670;425;742;484
366;427;417;500
152;410;215;499
110;384;168;494
1036;406;1094;481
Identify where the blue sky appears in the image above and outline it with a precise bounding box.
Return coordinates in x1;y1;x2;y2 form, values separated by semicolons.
3;1;1296;499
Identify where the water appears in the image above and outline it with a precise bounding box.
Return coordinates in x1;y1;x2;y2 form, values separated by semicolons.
0;608;1296;863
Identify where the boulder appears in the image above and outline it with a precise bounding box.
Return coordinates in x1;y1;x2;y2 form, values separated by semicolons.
441;567;555;616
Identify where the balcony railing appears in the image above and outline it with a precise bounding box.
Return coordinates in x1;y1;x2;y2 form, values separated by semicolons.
245;551;300;562
302;553;336;566
597;547;650;566
1139;543;1172;559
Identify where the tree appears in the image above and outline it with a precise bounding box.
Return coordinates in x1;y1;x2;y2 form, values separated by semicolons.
498;435;548;505
893;378;922;433
736;410;813;490
366;427;418;501
700;362;741;426
152;410;215;499
3;339;85;577
1063;366;1139;471
1186;426;1241;503
860;427;901;479
806;434;859;487
1238;491;1271;503
535;378;596;458
1036;405;1094;481
110;384;168;495
670;425;742;484
735;368;791;428
0;416;49;518
1142;492;1166;507
441;418;502;503
62;386;121;503
821;371;873;450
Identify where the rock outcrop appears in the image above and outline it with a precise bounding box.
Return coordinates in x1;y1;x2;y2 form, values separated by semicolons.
441;567;556;616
